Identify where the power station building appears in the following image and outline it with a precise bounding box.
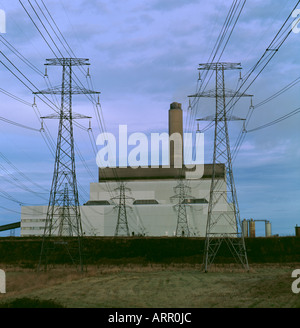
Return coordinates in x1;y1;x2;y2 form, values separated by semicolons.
21;102;235;237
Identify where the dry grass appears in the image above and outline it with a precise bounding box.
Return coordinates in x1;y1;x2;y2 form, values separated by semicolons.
0;263;299;308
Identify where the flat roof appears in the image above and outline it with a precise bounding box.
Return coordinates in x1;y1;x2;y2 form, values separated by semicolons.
98;164;225;181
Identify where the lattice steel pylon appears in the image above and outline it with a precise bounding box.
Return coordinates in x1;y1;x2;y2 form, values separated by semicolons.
58;182;72;237
111;182;132;237
189;62;251;272
36;58;100;272
171;180;192;237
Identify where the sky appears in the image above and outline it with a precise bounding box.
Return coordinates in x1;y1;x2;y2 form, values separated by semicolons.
0;0;299;236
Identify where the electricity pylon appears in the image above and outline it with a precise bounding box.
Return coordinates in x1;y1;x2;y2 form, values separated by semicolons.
58;182;72;236
189;62;251;272
171;179;192;237
36;58;100;271
111;182;133;236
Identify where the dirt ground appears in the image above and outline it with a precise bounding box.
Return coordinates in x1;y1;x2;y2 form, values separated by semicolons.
0;263;299;308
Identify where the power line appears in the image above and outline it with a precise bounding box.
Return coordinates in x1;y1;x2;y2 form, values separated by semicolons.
184;0;248;171
0;51;60;112
226;1;300;162
0;162;48;201
20;0;121;192
0;58;101;207
0;205;21;215
254;76;300;109
0;87;32;106
18;0;107;147
3;1;117;220
195;0;300;140
0;35;44;76
20;1;99;105
188;0;247;113
0;151;49;193
0;115;40;132
232;75;300;161
246;106;300;133
19;0;60;58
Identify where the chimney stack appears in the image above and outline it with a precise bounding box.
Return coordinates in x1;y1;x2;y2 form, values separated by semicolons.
169;102;183;168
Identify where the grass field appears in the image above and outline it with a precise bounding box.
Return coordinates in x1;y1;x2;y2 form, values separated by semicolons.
0;263;299;308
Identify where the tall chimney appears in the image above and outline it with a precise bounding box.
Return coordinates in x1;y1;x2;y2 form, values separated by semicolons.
169;102;183;168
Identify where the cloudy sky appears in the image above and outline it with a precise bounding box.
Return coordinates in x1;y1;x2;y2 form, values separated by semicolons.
0;0;299;236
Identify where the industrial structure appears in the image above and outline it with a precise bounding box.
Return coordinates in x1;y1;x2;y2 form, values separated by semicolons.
0;222;20;236
21;102;236;239
35;58;100;271
189;62;251;272
242;219;272;238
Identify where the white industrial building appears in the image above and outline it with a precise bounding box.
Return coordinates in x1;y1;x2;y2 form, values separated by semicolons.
21;167;232;237
21;102;235;237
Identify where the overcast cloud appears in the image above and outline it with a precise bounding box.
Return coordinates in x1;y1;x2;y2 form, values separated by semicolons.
0;0;299;236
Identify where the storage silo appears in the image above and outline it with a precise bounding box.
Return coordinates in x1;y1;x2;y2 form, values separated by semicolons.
249;219;255;238
265;221;272;237
242;219;248;238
